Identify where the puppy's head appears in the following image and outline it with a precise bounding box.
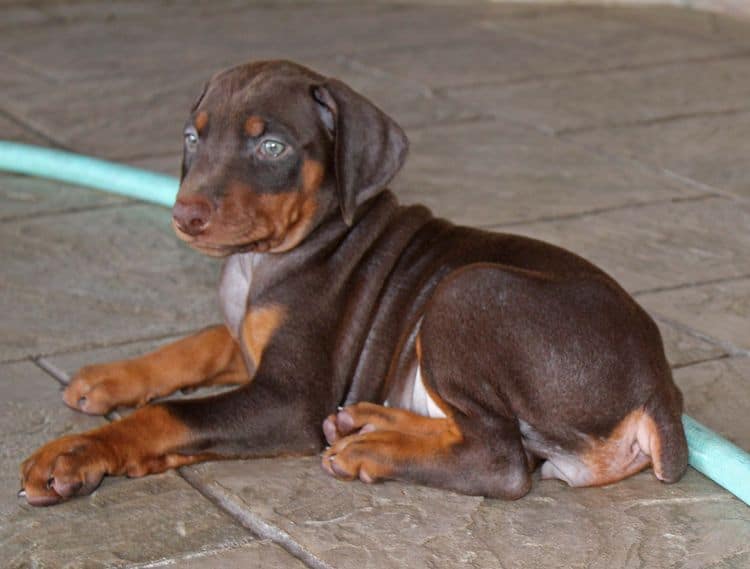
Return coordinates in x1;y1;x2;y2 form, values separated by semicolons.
173;60;408;256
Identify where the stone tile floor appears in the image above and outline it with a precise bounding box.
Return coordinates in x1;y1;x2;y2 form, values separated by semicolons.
1;1;749;567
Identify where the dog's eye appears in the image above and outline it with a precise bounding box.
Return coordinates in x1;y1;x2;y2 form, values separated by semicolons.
259;139;286;158
184;128;199;150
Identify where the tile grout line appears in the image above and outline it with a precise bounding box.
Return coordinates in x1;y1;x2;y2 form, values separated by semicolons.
122;541;264;569
340;9;750;90
407;112;497;132
634;272;750;298
0;106;69;150
117;149;179;164
0;200;144;223
498;20;733;63
481;193;719;230
658;167;749;202
1;0;388;31
33;356;71;386
429;41;750;93
651;313;750;359
0;50;61;82
597;7;750;51
556;133;750;204
2;328;203;366
670;353;733;371
555;106;750;137
178;470;335;569
336;54;436;98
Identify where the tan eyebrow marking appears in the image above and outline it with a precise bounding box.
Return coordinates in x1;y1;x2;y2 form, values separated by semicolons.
302;159;324;193
195;111;209;133
244;115;265;137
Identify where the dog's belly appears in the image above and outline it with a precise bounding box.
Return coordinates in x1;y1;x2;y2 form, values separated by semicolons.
384;363;446;419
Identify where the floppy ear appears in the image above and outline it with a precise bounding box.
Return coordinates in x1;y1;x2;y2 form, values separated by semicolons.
313;79;409;225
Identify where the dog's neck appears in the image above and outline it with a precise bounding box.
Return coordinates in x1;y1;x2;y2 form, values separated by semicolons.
218;191;419;339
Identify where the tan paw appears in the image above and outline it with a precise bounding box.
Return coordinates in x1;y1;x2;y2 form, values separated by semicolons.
321;430;404;484
64;362;150;415
321;402;437;445
20;435;115;506
321;404;379;445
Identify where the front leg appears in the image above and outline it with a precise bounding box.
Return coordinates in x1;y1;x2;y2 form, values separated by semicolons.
21;374;326;506
20;405;213;506
64;325;247;415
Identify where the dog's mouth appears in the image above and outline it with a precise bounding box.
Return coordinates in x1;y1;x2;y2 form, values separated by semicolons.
172;220;277;257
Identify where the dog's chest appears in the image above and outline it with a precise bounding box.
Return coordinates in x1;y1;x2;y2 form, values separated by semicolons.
220;251;445;420
219;253;259;339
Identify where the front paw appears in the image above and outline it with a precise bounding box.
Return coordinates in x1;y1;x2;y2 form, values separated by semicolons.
20;435;115;506
64;363;148;415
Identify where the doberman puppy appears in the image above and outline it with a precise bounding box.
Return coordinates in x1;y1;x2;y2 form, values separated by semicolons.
20;60;688;506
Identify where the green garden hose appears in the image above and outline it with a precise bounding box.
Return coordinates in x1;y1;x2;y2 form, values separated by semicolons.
0;141;178;206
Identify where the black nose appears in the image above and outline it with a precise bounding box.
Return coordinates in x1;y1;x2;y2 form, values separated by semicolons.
172;197;212;236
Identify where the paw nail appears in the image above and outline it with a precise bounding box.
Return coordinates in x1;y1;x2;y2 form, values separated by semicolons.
337;411;354;431
17;489;26;498
46;477;54;490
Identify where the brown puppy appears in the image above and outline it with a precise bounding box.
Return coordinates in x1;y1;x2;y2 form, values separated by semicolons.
20;60;687;506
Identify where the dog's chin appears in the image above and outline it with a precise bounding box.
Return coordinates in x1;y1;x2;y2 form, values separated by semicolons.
186;239;265;257
172;223;285;256
172;223;249;256
176;233;276;257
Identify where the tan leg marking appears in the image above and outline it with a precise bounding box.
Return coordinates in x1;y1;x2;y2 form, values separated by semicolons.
64;325;246;415
241;304;286;369
21;405;212;506
542;408;661;487
321;403;463;483
582;409;659;486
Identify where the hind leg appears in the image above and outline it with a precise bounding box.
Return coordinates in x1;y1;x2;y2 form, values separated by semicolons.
322;403;531;499
322;268;544;498
422;263;688;489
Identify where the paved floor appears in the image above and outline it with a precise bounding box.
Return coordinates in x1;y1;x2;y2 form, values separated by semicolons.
1;1;749;567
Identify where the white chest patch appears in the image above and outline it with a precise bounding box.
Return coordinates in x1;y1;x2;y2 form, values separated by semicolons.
385;363;447;419
219;253;258;339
